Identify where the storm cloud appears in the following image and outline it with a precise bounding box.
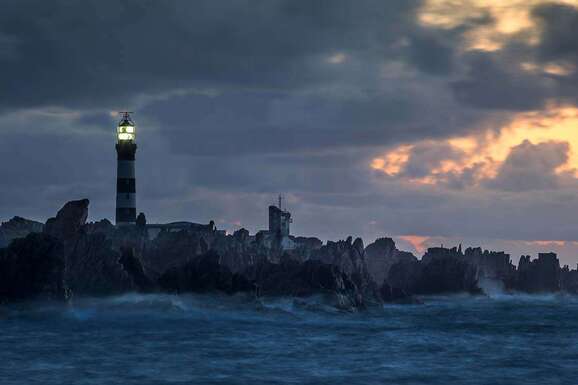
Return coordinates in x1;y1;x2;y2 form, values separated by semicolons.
3;0;578;265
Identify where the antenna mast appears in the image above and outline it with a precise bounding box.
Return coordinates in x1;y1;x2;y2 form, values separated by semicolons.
118;111;134;123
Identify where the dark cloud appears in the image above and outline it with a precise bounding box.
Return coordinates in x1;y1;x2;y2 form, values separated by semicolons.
143;87;489;158
532;3;578;62
447;2;578;111
2;0;578;264
400;141;464;178
486;140;570;192
0;0;420;111
451;52;551;111
406;29;455;75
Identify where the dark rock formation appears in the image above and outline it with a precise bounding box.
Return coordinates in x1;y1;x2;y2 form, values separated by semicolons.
561;265;578;294
65;232;141;296
136;212;147;228
516;253;561;293
365;240;482;298
465;247;516;291
30;200;151;297
158;250;253;294
44;199;89;241
118;247;155;292
141;229;208;278
0;216;44;248
365;237;418;291
252;257;363;310
415;247;480;294
310;237;382;307
385;257;423;299
0;233;68;303
85;219;115;236
3;198;578;307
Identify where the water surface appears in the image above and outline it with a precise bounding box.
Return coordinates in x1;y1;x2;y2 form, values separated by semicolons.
1;293;577;384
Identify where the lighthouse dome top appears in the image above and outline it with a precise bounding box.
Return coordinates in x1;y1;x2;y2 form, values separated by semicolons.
117;112;135;142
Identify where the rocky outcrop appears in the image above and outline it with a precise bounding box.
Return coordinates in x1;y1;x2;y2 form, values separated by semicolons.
310;236;382;306
119;247;155;292
44;199;89;241
0;233;68;303
65;232;141;296
158;250;253;294
376;246;479;297
141;229;212;278
153;232;382;309
252;257;364;310
561;265;578;294
85;219;115;237
365;237;417;289
465;247;516;291
3;198;578;307
384;257;422;299
415;247;480;294
516;253;561;293
0;216;44;248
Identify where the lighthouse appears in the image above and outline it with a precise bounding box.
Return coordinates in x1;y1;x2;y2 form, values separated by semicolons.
115;112;137;225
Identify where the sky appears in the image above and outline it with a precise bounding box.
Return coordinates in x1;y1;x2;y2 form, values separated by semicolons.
2;0;578;265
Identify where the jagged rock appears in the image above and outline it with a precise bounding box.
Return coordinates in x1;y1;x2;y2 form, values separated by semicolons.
0;216;44;248
199;237;209;254
140;230;204;278
352;237;364;256
118;247;155;292
158;250;254;294
386;257;423;297
252;257;364;310
287;236;323;260
413;247;480;294
211;232;269;275
516;253;560;293
465;247;516;290
136;212;147;228
561;265;578;294
0;233;69;303
233;228;249;242
44;199;89;241
65;232;141;296
6;198;578;307
311;237;382;306
85;218;115;236
365;237;417;287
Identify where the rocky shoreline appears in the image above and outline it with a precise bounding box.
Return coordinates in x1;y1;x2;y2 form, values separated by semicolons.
1;199;578;310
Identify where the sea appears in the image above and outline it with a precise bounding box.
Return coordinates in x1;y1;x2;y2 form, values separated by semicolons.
1;293;577;385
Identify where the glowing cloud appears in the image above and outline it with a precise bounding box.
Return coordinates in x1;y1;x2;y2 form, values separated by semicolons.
371;106;578;188
327;52;347;64
398;235;430;255
418;0;578;51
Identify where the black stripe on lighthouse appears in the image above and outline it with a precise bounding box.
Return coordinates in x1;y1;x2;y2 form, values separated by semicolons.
117;178;136;193
116;142;137;225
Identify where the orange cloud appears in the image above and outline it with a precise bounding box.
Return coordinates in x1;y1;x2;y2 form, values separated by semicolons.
526;240;566;247
398;235;430;255
418;0;578;51
371;106;578;188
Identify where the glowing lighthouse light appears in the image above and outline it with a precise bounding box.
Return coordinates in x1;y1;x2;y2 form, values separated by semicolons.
117;113;136;142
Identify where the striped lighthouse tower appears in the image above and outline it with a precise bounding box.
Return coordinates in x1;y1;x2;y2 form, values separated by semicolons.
115;112;137;225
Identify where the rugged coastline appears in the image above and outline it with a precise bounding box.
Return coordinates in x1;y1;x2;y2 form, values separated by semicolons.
1;199;577;310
